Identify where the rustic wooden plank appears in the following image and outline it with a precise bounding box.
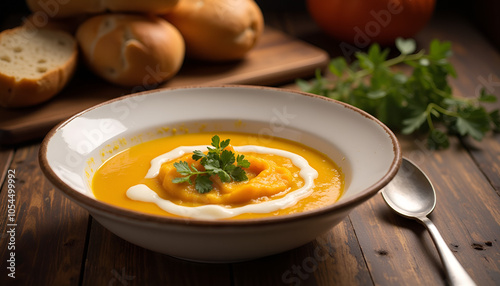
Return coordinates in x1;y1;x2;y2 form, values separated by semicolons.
82;220;232;286
349;135;500;286
0;147;14;188
232;218;373;286
0;144;89;285
467;135;500;195
0;9;494;286
347;15;500;283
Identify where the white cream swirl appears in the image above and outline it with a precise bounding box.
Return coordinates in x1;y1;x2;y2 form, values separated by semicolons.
126;145;318;220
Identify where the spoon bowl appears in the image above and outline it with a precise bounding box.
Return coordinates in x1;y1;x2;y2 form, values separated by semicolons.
382;158;436;218
382;158;476;286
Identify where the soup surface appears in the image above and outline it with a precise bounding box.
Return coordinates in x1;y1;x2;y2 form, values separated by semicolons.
92;132;344;220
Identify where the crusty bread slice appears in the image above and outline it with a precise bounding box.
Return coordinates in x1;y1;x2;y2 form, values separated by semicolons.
0;27;78;108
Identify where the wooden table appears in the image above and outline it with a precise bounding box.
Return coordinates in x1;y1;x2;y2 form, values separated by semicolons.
1;9;500;286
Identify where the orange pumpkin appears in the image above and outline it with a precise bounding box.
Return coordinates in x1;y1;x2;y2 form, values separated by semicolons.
307;0;435;46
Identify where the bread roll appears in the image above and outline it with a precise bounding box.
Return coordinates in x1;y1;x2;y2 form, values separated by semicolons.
163;0;264;61
76;14;185;87
26;0;179;18
0;27;78;108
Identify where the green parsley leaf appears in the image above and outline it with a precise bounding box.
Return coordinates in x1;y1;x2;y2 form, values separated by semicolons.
172;176;191;184
402;111;428;135
490;110;500;132
173;161;192;176
230;167;248;182
220;139;230;150
216;170;232;183
237;154;250;168
211;135;220;149
455;107;491;141
220;149;235;168
195;175;213;194
479;88;497;102
192;150;206;161
367;90;386;99
298;38;499;149
328;57;348;77
428;129;450;150
172;135;251;193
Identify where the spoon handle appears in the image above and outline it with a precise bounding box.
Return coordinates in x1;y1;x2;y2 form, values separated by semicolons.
419;216;477;286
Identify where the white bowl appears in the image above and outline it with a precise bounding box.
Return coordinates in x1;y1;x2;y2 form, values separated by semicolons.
39;85;401;262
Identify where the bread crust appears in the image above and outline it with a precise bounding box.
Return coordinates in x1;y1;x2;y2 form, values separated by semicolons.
76;14;185;87
26;0;179;18
0;27;78;108
163;0;264;61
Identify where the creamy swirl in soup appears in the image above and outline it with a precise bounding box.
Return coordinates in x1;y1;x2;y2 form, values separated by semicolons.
92;132;344;220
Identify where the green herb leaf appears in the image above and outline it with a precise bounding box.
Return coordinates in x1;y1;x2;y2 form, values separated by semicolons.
297;38;499;149
211;135;220;149
455;107;491;141
402;111;428;134
237;154;250;168
428;129;450;150
195;175;213;194
490;110;500;132
220;149;235;168
479;88;497;103
173;161;192;176
203;162;222;173
172;176;192;184
356;52;374;71
367;90;386;99
220;139;230;150
328;57;348;77
215;169;231;183
230;167;248;182
172;136;251;193
192;150;206;161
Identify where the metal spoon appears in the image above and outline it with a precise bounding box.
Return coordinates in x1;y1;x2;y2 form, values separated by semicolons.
381;157;476;286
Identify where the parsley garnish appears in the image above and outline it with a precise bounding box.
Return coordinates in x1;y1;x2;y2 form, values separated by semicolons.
172;135;251;193
297;38;499;149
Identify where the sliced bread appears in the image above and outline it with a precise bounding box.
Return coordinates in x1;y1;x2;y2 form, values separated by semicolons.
0;26;78;108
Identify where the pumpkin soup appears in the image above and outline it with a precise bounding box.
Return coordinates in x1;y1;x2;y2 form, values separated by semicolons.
92;132;344;219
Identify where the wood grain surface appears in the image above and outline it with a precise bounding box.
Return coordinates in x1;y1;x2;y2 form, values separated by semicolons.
0;145;89;285
0;27;329;146
0;9;499;286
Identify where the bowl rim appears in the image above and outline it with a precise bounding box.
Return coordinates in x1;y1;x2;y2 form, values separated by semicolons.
39;84;402;227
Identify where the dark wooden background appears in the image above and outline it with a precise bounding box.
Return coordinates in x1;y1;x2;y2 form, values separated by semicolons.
1;1;500;285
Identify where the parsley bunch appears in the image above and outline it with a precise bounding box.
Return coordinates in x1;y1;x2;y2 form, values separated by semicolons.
172;135;250;193
297;38;499;149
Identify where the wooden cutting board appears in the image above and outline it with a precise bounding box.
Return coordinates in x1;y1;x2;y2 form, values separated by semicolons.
0;27;329;145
